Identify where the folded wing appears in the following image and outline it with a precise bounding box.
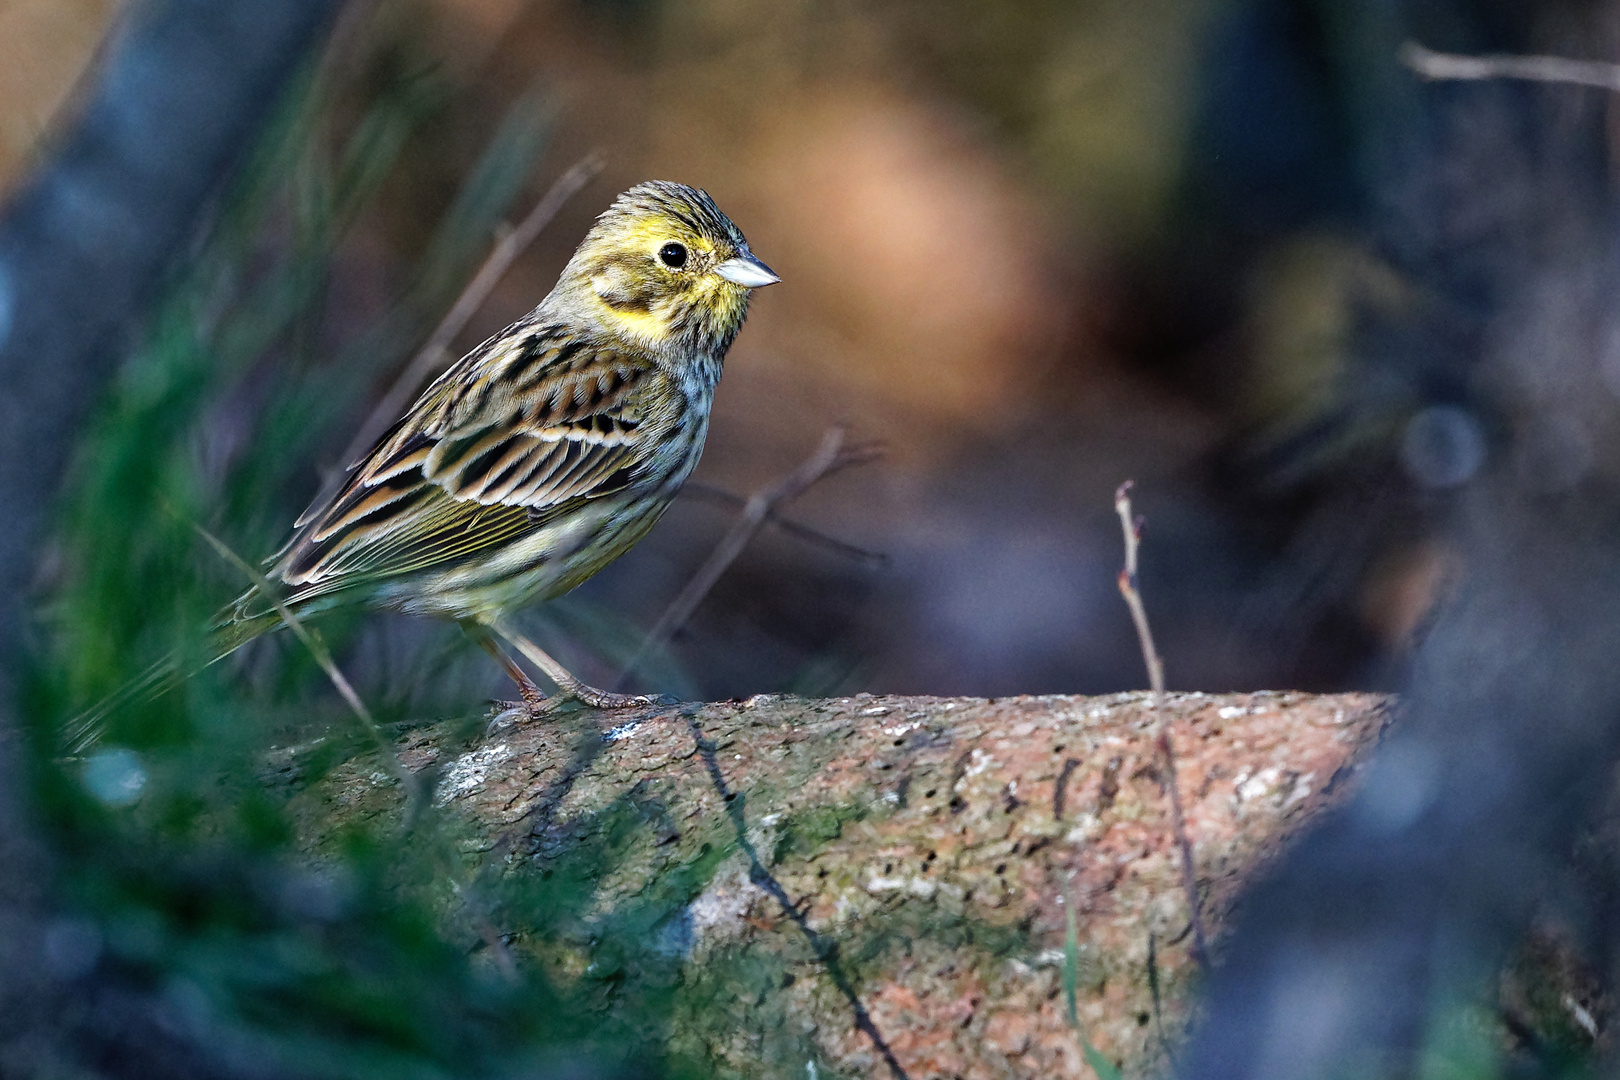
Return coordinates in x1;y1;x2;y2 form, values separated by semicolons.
274;325;663;601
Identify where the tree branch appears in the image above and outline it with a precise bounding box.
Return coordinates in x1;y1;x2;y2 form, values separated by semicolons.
317;690;1393;1078
1401;41;1620;92
1113;481;1165;698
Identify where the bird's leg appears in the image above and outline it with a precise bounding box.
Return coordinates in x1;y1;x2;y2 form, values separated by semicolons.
462;620;553;720
487;618;658;710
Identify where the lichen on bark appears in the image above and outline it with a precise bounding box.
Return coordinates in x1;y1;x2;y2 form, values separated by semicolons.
290;690;1391;1078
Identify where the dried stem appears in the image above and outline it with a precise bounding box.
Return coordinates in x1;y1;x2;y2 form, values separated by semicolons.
680;481;888;567
1401;41;1620;92
336;153;604;470
1112;481;1206;967
192;522;522;977
1114;481;1164;698
192;523;398;776
614;427;883;689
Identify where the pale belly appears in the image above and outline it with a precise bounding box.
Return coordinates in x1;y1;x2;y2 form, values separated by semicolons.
375;430;704;622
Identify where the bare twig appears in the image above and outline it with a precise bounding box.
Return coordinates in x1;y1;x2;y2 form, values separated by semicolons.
614;427;883;689
1401;41;1620;92
680;481;889;567
1114;481;1164;698
1112;481;1207;967
336;153;604;469
191;523;404;782
193;522;523;979
451;879;520;985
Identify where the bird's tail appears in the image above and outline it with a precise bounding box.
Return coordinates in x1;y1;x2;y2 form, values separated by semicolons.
60;607;284;756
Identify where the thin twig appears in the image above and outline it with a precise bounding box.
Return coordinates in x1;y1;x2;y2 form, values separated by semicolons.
613;427;883;690
1111;481;1207;967
1401;41;1620;92
336;153;604;470
1114;481;1164;698
680;481;889;567
451;879;520;985
193;522;522;978
192;523;401;779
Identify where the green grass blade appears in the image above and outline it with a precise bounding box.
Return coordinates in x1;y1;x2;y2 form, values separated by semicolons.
1066;900;1124;1080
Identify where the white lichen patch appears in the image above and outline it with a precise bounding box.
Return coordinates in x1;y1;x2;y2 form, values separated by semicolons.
963;748;997;779
1065;812;1103;844
1234;766;1287;803
687;861;762;946
1283;771;1317;809
604;718;645;742
864;871;937;898
434;743;512;805
1237;766;1281;801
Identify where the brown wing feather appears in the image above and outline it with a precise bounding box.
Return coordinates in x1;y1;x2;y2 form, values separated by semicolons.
275;325;661;595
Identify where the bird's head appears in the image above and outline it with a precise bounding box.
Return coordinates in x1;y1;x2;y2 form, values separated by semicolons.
557;180;778;357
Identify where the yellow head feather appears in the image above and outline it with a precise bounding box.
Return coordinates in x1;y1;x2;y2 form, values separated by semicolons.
553;181;771;357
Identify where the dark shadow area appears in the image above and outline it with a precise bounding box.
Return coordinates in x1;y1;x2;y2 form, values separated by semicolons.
682;707;912;1080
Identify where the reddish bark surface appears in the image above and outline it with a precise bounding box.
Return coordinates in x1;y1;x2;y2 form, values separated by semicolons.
308;690;1392;1078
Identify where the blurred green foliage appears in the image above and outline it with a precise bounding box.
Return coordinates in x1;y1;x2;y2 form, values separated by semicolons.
12;20;744;1079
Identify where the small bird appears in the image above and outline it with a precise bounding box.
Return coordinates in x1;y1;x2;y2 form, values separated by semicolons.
81;181;777;738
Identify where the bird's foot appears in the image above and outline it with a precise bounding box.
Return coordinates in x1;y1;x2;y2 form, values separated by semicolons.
563;682;663;710
487;680;563;731
487;688;668;731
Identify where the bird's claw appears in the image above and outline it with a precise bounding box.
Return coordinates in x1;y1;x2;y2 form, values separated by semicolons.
486;691;565;732
486;702;525;732
486;685;667;732
568;687;661;710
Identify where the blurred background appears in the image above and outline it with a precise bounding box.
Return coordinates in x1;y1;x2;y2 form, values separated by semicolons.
5;0;1466;708
14;0;1620;1076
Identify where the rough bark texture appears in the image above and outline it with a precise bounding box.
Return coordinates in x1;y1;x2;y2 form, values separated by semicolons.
297;690;1391;1078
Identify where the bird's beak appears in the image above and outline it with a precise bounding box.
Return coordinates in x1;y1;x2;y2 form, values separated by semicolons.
714;253;780;288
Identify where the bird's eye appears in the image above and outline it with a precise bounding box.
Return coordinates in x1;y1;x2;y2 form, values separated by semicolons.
658;242;688;268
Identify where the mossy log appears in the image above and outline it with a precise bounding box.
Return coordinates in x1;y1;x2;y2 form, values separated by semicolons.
297;690;1391;1079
